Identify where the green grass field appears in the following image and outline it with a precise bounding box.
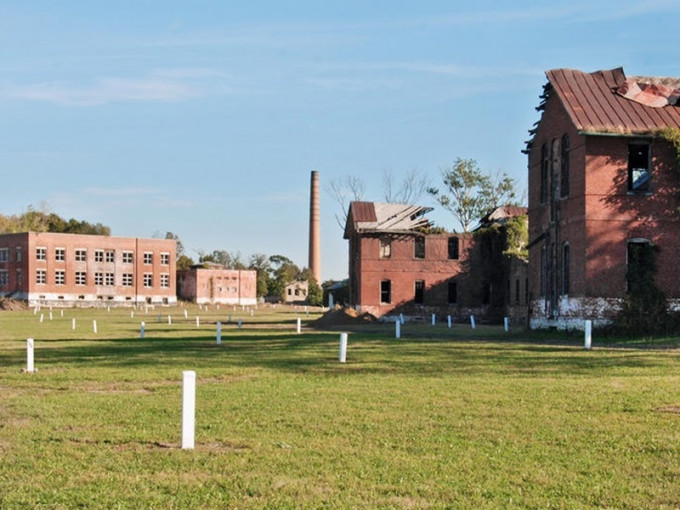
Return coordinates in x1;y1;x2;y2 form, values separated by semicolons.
1;304;680;508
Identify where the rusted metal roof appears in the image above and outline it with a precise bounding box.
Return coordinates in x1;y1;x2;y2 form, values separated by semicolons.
344;201;432;238
545;67;680;134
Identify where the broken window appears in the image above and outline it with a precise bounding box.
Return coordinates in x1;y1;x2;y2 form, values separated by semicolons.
448;237;459;260
540;143;549;204
560;134;570;198
379;238;391;259
561;243;570;295
448;281;458;304
414;280;424;304
380;280;391;304
628;143;650;192
414;237;425;259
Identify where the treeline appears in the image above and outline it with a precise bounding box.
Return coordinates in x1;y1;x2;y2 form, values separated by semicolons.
0;208;110;236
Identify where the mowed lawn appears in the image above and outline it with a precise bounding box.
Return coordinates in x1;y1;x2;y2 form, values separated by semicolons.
1;305;680;508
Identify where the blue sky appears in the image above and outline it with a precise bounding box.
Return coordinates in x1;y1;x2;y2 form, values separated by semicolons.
2;1;680;280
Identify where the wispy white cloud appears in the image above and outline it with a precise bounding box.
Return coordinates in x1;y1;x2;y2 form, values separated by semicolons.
0;67;237;106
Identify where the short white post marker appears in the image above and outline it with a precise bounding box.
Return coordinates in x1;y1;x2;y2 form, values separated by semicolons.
196;316;200;328
182;370;196;450
39;313;44;323
168;315;172;325
339;333;348;363
26;338;35;373
431;313;436;326
395;320;401;339
447;315;452;328
184;309;188;319
238;318;242;330
93;320;97;334
296;318;301;334
72;318;76;330
504;317;509;332
585;320;592;350
216;322;222;346
140;322;145;339
470;315;476;329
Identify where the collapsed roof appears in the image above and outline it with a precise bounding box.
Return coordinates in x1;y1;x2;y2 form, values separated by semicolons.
530;67;680;145
344;201;433;238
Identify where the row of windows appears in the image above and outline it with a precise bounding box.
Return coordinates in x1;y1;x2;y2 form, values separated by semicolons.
32;248;170;265
29;270;170;288
0;247;20;263
379;237;460;260
380;280;459;305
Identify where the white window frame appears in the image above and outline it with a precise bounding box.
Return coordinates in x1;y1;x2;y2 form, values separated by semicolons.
75;271;87;286
122;251;134;264
94;272;104;286
55;248;66;261
55;270;65;285
94;250;104;262
143;252;153;265
122;273;133;287
105;272;115;286
36;269;46;285
75;249;87;262
143;273;153;288
160;273;169;288
36;247;46;261
160;252;170;265
0;248;8;263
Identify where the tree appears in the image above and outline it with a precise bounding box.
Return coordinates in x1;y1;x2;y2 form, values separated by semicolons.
382;168;430;204
248;253;271;297
0;205;111;235
176;255;195;271
198;250;245;269
428;158;516;232
163;232;185;256
300;268;323;306
268;255;301;299
327;175;365;229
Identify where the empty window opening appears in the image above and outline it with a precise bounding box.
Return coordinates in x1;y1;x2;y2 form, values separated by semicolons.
380;280;391;304
414;280;425;304
560;134;570;198
448;237;459;260
379;238;391;259
628;143;650;192
561;243;570;295
448;281;458;304
414;237;425;259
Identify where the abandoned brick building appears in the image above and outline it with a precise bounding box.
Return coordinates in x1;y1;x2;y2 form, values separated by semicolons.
0;232;177;306
344;201;527;321
177;262;257;306
526;67;680;328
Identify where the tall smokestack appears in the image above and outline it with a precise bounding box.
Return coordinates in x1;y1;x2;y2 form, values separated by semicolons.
309;170;321;284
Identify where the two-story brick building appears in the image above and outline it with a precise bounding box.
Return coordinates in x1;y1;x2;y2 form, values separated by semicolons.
0;232;177;306
177;262;257;306
344;201;528;321
526;67;680;328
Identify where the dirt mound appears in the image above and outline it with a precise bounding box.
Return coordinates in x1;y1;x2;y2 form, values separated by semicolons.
0;298;29;311
312;306;376;328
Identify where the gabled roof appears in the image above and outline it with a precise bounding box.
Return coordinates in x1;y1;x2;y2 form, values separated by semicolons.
344;201;432;238
543;67;680;135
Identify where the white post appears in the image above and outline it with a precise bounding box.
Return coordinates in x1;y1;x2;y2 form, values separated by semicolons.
585;320;592;350
181;371;196;450
72;318;76;330
158;314;162;323
107;306;110;313
131;310;134;318
447;315;452;328
93;320;97;334
431;313;436;326
196;316;200;328
470;315;476;329
238;318;242;330
168;315;172;325
49;311;53;321
250;310;254;317
216;322;222;346
60;310;63;317
296;318;301;334
395;320;401;339
140;322;145;339
26;338;35;373
399;313;404;325
504;317;509;332
33;307;37;315
339;333;348;363
184;309;188;319
39;313;44;323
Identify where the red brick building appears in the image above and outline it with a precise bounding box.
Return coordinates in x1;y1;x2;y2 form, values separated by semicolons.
0;232;176;306
526;68;680;328
344;201;528;321
177;263;257;306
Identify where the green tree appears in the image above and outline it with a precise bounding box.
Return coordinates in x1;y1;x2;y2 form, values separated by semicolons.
198;250;245;269
248;253;271;297
176;255;195;271
300;268;323;306
428;158;516;232
268;255;301;299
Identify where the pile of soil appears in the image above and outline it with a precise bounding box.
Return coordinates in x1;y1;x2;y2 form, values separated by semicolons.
312;306;376;329
0;298;29;311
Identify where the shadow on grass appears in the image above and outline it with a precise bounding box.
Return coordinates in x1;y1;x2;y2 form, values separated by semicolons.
2;329;674;378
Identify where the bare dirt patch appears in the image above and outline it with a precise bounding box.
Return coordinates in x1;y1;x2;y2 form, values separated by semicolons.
0;298;28;311
312;307;376;329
